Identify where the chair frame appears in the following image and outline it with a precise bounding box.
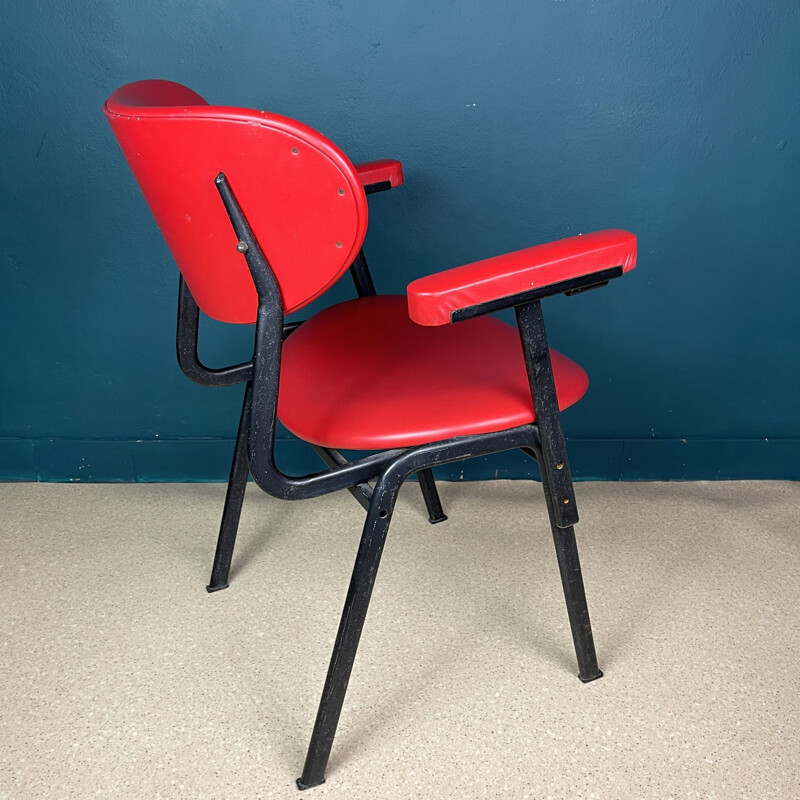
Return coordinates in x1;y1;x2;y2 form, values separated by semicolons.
174;170;615;789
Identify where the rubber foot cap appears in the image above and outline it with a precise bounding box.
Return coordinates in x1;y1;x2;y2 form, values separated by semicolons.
578;669;603;684
296;776;326;791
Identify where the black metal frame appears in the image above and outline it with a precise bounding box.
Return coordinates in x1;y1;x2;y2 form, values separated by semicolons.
177;171;616;789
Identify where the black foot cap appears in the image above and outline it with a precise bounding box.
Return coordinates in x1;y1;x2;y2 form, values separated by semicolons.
206;583;229;593
296;777;326;791
578;669;603;684
427;513;448;524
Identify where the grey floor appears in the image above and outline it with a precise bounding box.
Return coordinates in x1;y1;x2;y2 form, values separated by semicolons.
1;480;799;799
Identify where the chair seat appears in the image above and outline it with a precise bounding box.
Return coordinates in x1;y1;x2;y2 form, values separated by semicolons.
278;295;588;450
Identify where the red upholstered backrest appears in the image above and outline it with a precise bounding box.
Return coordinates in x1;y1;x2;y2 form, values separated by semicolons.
104;80;368;323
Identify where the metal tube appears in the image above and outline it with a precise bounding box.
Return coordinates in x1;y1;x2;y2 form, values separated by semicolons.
207;382;253;592
416;468;447;523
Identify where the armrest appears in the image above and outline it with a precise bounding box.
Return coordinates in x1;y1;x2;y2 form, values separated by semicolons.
355;159;404;194
407;229;637;325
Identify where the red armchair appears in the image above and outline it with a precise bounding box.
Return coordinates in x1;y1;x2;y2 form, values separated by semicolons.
104;80;636;789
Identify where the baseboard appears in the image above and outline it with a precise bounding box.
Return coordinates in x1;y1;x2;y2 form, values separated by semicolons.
1;437;798;481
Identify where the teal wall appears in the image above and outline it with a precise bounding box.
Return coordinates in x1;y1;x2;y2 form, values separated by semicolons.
2;1;799;481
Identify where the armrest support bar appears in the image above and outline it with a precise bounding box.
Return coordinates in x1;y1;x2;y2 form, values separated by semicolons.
176;277;253;386
355;159;404;194
407;229;636;325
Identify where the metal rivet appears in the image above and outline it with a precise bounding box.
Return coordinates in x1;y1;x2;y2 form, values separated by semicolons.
291;147;298;155
335;241;342;248
556;462;564;470
563;498;570;505
236;241;249;254
338;188;344;196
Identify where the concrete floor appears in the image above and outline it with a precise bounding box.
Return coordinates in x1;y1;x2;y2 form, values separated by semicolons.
1;480;798;799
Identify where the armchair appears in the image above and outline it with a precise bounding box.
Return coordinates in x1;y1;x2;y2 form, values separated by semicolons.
104;79;636;789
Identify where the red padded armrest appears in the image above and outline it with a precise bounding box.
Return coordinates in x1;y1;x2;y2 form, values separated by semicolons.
355;159;404;190
407;229;637;326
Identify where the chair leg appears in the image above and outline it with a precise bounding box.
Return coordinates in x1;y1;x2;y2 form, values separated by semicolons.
540;465;603;683
417;468;447;523
207;383;252;593
297;478;400;790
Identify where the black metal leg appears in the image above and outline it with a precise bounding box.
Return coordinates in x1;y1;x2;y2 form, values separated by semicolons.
417;468;447;523
539;457;602;683
207;383;252;593
297;478;400;790
515;300;578;529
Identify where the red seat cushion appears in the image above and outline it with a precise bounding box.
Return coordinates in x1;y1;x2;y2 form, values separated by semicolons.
278;295;589;450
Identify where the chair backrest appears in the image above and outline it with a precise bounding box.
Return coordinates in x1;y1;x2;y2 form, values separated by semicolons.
104;80;369;323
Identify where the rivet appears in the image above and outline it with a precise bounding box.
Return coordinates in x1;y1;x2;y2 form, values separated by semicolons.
236;241;249;254
335;241;342;248
563;498;570;505
291;147;298;155
338;188;345;196
556;462;564;470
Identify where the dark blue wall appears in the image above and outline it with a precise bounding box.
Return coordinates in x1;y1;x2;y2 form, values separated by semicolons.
2;1;799;480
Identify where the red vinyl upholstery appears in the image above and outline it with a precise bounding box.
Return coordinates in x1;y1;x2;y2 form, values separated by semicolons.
355;159;404;189
278;295;588;449
408;229;637;325
104;80;368;323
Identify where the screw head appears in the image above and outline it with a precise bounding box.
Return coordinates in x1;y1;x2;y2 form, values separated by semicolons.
335;241;342;248
236;241;249;254
563;498;570;505
556;462;564;470
291;147;298;155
